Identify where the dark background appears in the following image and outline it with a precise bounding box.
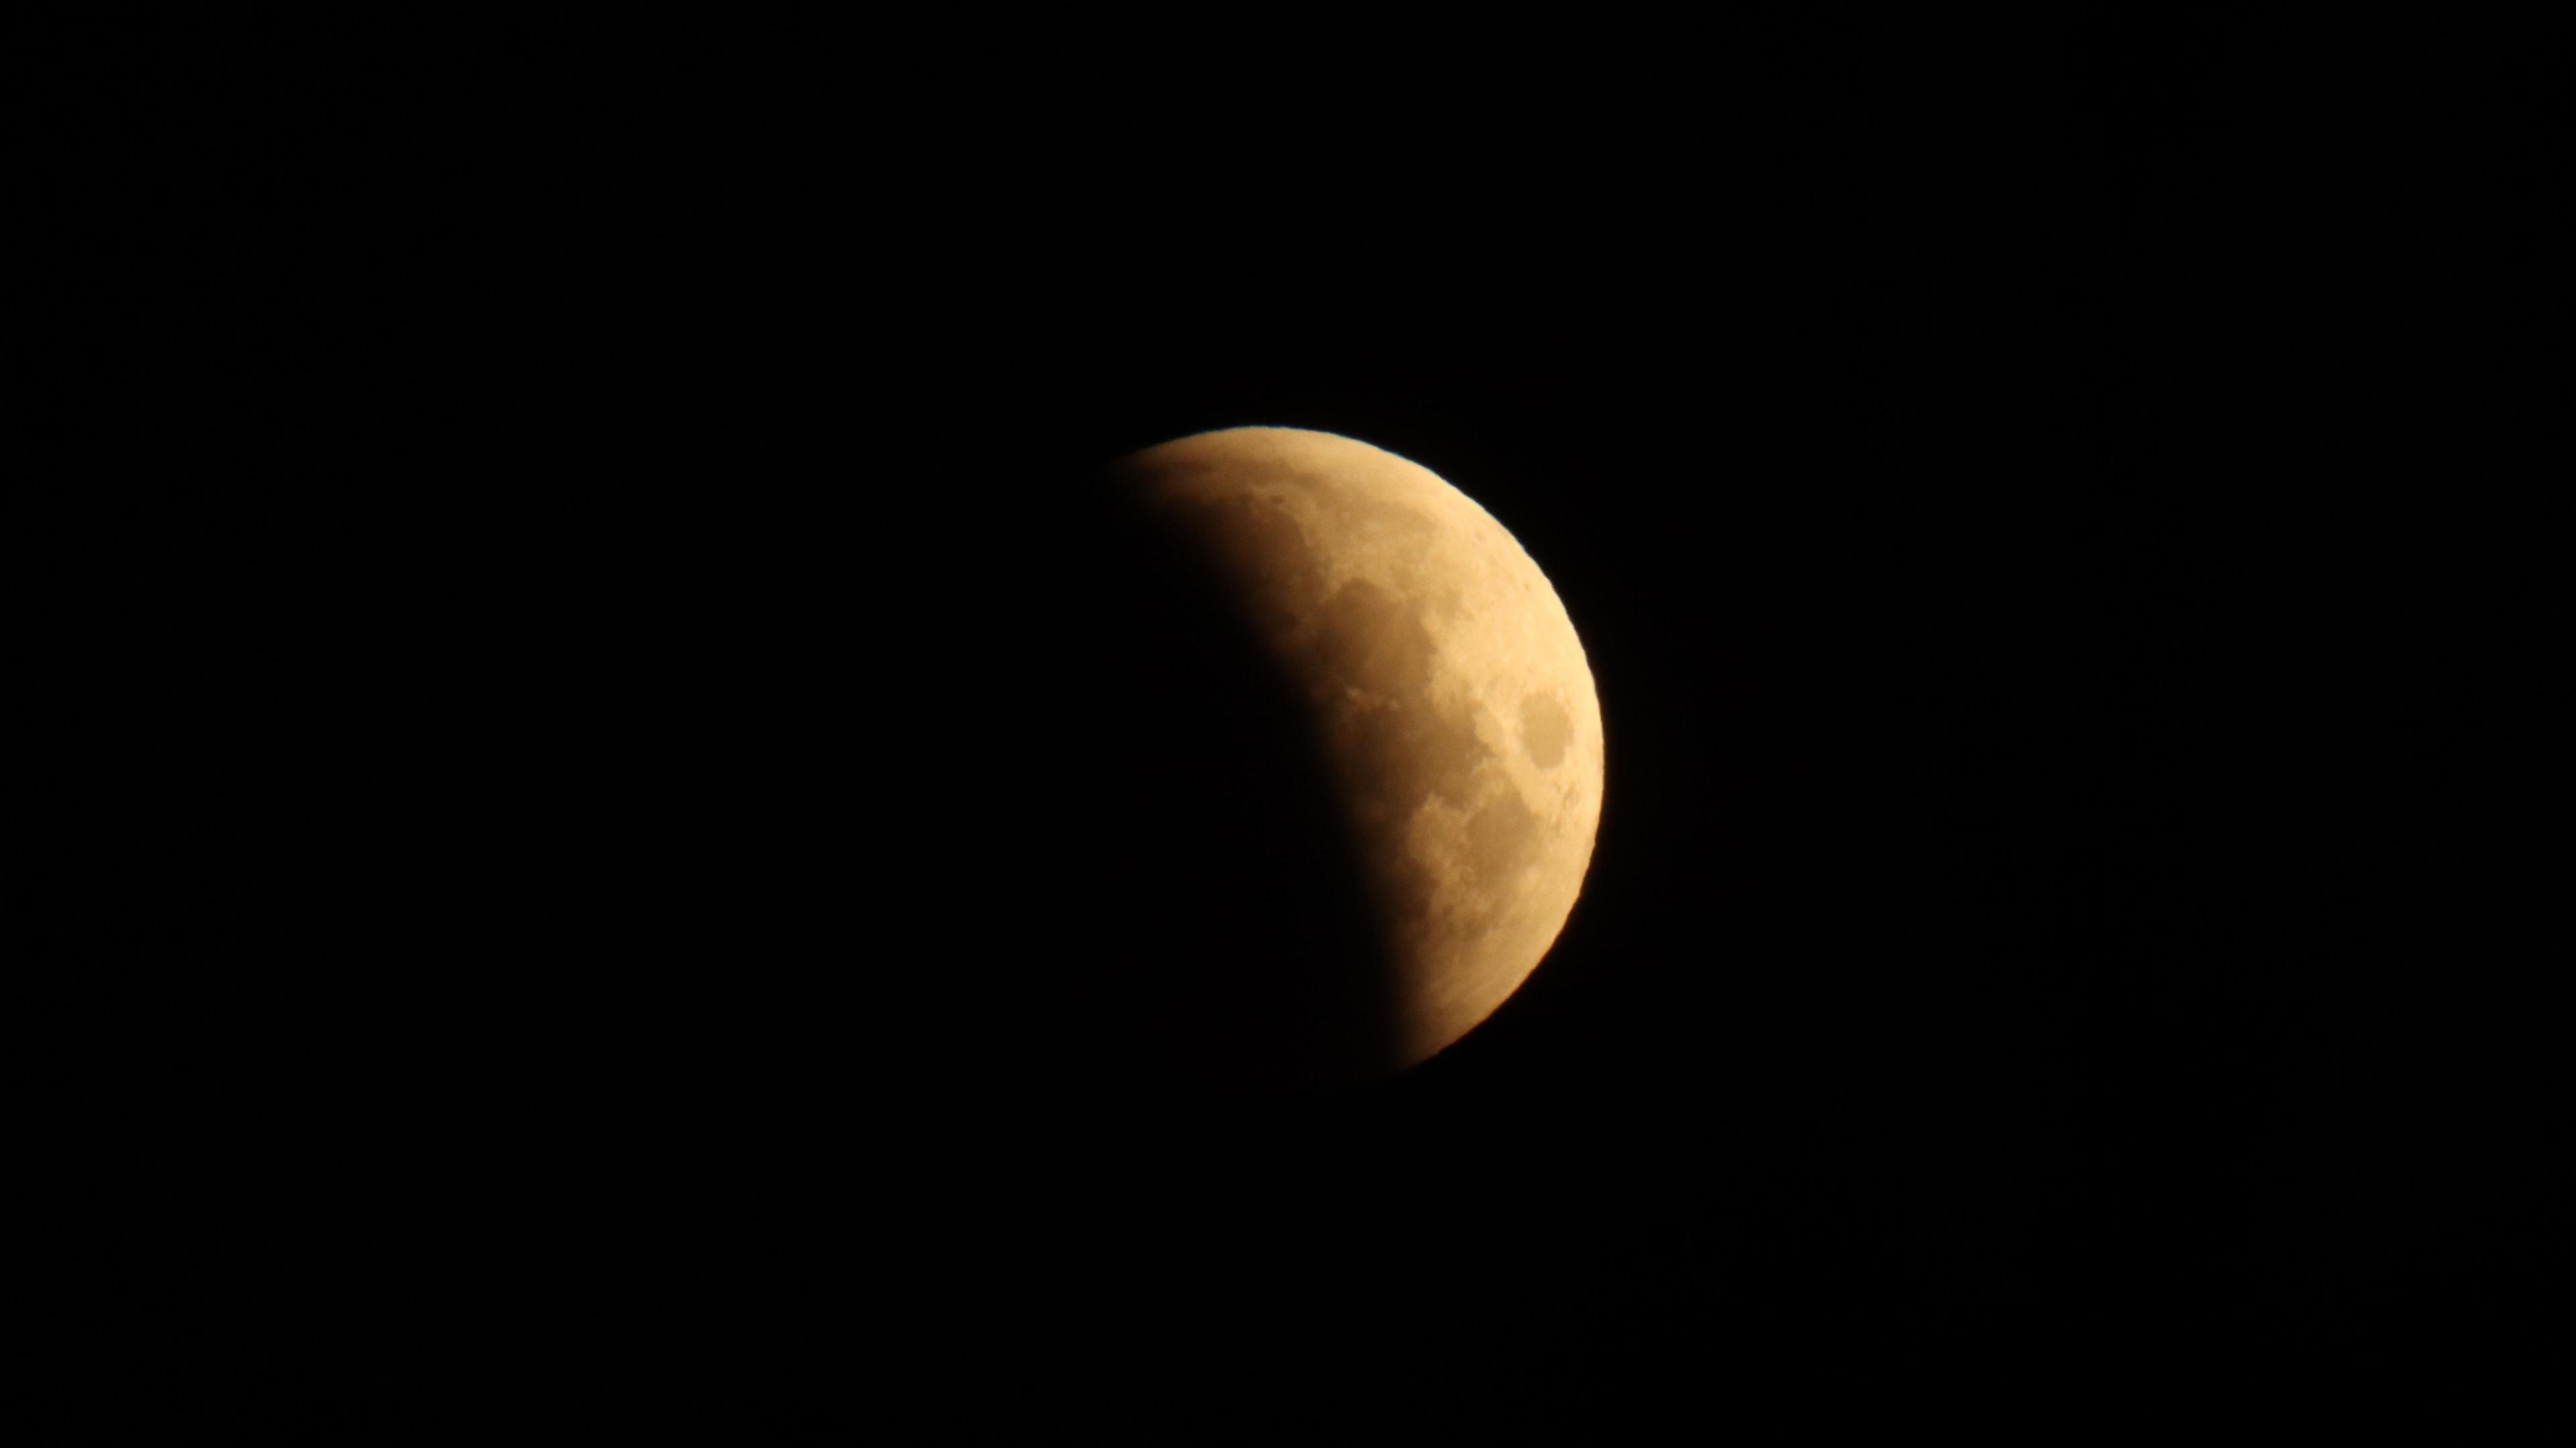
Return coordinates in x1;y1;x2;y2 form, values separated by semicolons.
10;19;2564;1438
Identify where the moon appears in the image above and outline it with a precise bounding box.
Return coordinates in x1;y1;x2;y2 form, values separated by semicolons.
1109;426;1604;1076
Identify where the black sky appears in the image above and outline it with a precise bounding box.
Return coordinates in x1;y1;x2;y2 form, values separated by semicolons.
11;20;2565;1439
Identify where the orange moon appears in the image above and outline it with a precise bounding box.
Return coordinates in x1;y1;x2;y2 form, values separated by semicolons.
1110;427;1605;1074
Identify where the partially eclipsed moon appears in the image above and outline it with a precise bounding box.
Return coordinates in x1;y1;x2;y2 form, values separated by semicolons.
1111;426;1605;1073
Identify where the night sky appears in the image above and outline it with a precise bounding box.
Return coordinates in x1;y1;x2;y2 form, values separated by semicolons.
14;22;2563;1438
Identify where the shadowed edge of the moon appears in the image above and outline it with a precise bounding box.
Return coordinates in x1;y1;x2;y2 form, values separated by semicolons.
1076;459;1411;1090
